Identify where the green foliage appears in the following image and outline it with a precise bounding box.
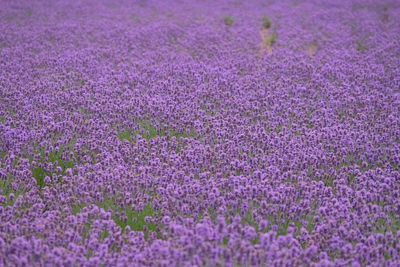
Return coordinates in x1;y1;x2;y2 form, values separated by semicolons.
262;16;271;29
306;121;314;129
275;124;282;134
241;208;258;231
207;207;217;223
0;151;6;160
168;128;197;140
250;238;259;245
117;129;132;142
294;221;303;234
123;204;156;232
373;214;400;234
375;218;386;233
99;230;109;241
86;249;93;260
391;214;400;233
78;108;91;119
82;222;92;241
98;198;157;236
32;167;45;189
0;176;12;196
121;120;198;143
72;203;86;215
322;175;334;188
347;173;356;185
223;16;234;26
0;175;24;207
138;120;159;140
48;148;74;174
306;214;315;233
263;33;277;46
12;158;19;168
263;209;315;237
31;143;76;189
384;252;391;260
277;219;290;236
356;40;366;52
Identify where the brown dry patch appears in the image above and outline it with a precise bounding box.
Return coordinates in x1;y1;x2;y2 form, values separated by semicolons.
307;43;317;57
258;28;275;56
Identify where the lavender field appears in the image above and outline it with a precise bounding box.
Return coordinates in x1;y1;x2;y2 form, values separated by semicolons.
1;0;400;266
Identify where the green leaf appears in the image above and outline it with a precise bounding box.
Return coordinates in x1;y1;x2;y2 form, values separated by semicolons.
32;167;46;189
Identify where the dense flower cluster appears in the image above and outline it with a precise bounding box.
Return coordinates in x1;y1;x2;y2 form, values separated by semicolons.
1;0;400;266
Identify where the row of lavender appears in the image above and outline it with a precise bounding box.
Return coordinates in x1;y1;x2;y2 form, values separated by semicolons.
1;0;399;266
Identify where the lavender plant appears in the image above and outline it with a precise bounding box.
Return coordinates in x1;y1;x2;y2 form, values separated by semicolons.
0;0;399;266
